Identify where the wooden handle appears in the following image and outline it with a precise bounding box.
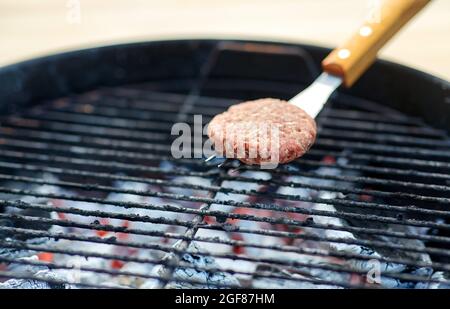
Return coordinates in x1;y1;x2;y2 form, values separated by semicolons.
322;0;431;87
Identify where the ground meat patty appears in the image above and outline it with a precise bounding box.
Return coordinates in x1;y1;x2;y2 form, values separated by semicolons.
207;98;317;165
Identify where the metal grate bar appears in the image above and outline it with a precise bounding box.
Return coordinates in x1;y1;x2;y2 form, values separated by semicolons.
0;130;170;153
2;208;449;272
0;150;208;177
0;241;246;289
0;169;449;236
0;255;193;288
4;208;450;276
308;149;450;170
54;98;442;147
60;95;365;119
1;133;450;190
3;199;450;255
142;57;224;288
27;108;450;157
1;134;450;184
25;111;173;132
0;168;449;229
321;109;425;126
0;257;360;290
296;157;450;181
70;98;428;144
316;138;450;159
0;227;447;287
2;255;340;289
3;123;450;178
0;160;449;213
83;87;449;137
1;175;449;232
242;163;450;191
58;96;448;144
1;77;449;289
8;101;448;153
5;117;170;142
318;117;447;138
4;115;450;153
24;100;450;143
2;199;450;260
1;139;449;183
99;87;447;135
317;128;450;148
3;114;450;170
3;238;315;289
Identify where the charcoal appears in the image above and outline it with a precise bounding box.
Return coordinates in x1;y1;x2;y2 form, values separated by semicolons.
142;242;240;289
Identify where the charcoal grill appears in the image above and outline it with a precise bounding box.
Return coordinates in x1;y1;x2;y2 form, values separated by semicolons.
0;39;449;289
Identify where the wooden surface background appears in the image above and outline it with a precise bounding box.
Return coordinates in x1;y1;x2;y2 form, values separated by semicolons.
0;0;448;80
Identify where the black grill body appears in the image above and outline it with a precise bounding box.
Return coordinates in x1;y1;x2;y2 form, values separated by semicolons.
0;39;449;289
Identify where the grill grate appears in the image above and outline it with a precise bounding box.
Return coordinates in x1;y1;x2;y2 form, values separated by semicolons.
0;44;450;289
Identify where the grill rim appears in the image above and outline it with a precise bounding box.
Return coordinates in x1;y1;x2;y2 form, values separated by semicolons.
0;39;448;132
0;39;449;289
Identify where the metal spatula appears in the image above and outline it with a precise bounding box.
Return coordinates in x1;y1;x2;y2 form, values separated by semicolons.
207;0;431;165
290;0;431;117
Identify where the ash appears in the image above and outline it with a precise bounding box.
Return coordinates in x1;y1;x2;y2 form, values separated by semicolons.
0;256;72;289
194;155;447;289
0;155;448;288
142;242;240;289
277;157;447;288
0;168;232;288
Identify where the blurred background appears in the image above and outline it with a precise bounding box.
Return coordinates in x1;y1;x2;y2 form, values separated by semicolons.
0;0;448;80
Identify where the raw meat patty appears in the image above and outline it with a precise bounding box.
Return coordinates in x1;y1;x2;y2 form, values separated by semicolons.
207;98;317;165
